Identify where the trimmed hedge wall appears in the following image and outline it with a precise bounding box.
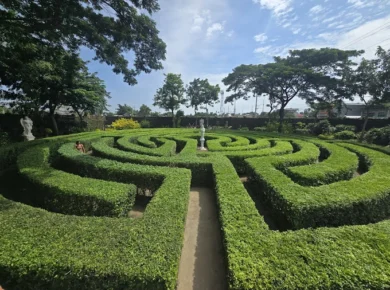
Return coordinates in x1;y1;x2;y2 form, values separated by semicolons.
1;128;390;289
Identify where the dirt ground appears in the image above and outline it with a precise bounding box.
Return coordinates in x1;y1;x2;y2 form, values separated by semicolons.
176;187;227;290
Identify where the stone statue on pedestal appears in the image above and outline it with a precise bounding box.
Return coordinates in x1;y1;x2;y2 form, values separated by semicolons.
20;116;35;141
199;118;206;150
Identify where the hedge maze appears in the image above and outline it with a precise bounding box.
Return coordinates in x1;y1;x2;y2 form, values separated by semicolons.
1;129;390;289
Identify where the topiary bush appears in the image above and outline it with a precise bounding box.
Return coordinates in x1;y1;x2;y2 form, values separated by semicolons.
363;126;390;146
335;130;357;140
111;118;141;130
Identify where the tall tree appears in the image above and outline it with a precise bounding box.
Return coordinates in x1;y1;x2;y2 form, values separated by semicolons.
116;104;136;116
0;45;108;135
137;104;152;118
186;78;220;126
153;73;186;127
350;47;390;140
0;0;166;85
223;48;362;132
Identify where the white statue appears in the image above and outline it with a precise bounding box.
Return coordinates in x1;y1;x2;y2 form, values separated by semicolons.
199;118;206;150
20;116;35;141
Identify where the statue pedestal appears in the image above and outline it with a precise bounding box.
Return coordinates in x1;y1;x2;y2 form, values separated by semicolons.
23;134;35;141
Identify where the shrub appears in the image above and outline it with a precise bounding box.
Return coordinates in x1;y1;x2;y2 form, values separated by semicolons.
335;124;356;133
140;119;151;128
313;120;332;135
335;130;357;140
318;134;335;140
295;122;306;129
111;118;141;130
363;126;390;146
239;126;249;131
0;131;10;146
295;128;310;135
254;127;267;132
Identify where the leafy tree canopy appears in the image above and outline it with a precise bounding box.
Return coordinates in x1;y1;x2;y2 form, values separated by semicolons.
186;78;220;113
0;0;166;85
223;48;363;132
116;104;137;116
137;104;152;117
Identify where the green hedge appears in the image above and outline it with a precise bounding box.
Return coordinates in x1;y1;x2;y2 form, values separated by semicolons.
2;129;390;289
17;145;136;217
246;142;390;229
286;141;359;186
118;135;176;156
0;132;192;289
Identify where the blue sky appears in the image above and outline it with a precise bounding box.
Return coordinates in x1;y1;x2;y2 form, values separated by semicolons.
81;0;390;114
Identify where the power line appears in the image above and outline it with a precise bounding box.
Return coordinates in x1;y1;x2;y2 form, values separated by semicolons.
366;36;390;49
342;22;390;49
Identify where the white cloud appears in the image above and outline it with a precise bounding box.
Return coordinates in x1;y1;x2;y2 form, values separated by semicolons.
254;46;272;54
292;28;301;35
309;5;323;14
348;0;375;8
252;0;292;17
206;22;225;38
254;33;268;42
190;10;211;32
227;30;234;38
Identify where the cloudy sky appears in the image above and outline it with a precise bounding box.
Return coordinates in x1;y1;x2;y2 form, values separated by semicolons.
81;0;390;114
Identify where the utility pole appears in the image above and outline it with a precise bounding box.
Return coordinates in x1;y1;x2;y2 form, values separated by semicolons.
254;93;258;117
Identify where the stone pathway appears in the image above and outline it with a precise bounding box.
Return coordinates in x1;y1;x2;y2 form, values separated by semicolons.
177;187;227;290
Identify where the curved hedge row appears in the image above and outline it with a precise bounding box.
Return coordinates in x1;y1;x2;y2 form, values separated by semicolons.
18;145;136;217
1;129;390;290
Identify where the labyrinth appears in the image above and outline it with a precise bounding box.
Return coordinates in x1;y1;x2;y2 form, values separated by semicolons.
1;128;390;289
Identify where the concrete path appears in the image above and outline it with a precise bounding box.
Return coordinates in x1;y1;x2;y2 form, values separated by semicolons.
177;187;227;290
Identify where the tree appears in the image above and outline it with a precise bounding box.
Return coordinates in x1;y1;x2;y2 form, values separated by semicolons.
116;104;137;116
350;47;390;140
186;78;220;126
0;0;166;86
223;48;362;132
137;104;152;118
0;45;108;135
65;69;109;122
153;73;186;127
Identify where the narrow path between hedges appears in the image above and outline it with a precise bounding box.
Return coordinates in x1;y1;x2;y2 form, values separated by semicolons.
177;187;227;290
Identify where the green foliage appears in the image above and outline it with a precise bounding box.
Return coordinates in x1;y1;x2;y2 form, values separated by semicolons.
18;145;136;217
186;78;220;115
363;126;390;146
154;73;186;114
254;127;267;131
140;119;151;128
335;124;356;132
116;104;137;116
318;133;335;140
2;129;390;289
138;104;152;118
111;118;141;130
0;0;166;86
0;131;10;146
335;130;357;140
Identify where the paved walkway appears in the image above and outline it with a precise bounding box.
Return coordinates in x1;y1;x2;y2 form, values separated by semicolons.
177;187;227;290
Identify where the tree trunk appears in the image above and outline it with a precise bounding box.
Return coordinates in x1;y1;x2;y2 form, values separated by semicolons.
278;106;285;133
194;108;197;127
50;113;59;136
359;109;370;142
172;109;175;128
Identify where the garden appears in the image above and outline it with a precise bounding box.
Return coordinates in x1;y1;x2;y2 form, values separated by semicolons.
1;127;390;289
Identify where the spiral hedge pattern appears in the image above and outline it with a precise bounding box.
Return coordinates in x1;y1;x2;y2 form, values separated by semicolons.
1;128;390;289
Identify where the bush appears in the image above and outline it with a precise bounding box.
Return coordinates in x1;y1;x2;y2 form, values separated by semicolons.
295;122;306;129
318;134;335;140
335;124;356;133
254;127;267;132
239;126;249;131
0;131;10;146
295;128;310;135
335;130;357;140
140;119;151;128
111;118;141;130
363;126;390;146
312;120;332;135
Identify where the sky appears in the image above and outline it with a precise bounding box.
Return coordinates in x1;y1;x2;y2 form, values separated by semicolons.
81;0;390;115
